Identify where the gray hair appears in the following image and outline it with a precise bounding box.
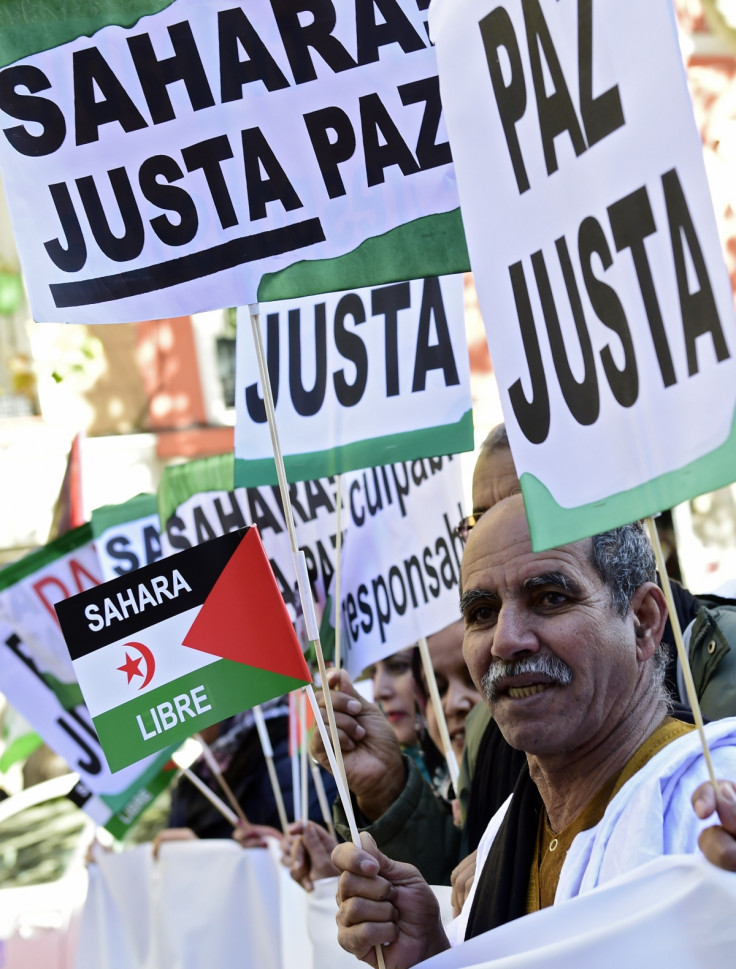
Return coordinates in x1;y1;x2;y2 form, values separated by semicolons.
590;522;669;689
479;423;509;456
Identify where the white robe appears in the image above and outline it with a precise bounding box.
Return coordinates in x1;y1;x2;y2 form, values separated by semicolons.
447;717;736;945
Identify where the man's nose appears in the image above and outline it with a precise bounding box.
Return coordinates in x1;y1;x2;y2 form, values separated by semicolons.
490;603;539;661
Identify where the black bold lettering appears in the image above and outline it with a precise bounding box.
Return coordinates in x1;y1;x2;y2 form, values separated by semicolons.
182;135;237;229
359;93;420;187
288;305;327;416
304;478;334;520
661;168;730;375
218;8;290;100
304;105;356;199
349;479;365;526
372;282;411;396
247;488;283;534
578;0;624;146
412;277;460;392
333;293;368;406
546;239;599;425
245;312;280;423
142;524;163;565
76;167;144;262
507;260;550;443
398;75;452;170
105;537;139;574
73;47;147;146
270;0;357;83
479;7;529;193
165;515;192;551
0;65;66;156
44;183;88;272
356;0;426;64
214;494;247;533
523;0;587;176
139;154;198;247
578;216;638;408
241;126;302;220
608;186;676;387
192;506;217;544
127;21;214;125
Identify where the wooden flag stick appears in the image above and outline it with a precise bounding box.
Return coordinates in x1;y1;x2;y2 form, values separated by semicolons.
194;733;249;826
645;517;719;793
252;704;290;833
417;636;460;791
299;687;309;826
249;304;385;969
334;472;344;670
310;756;336;838
179;766;239;828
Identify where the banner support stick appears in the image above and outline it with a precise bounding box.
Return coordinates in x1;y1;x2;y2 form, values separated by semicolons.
252;705;290;833
334;473;343;670
194;732;249;826
645;517;719;793
310;757;336;838
299;688;309;826
250;304;385;968
178;766;239;829
417;636;460;791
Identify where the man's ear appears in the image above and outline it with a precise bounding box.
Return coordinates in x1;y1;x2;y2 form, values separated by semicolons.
629;582;668;660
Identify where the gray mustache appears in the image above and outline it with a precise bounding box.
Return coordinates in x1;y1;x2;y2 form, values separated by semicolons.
481;655;574;701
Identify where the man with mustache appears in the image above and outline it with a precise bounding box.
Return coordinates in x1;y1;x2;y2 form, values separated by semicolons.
332;494;736;967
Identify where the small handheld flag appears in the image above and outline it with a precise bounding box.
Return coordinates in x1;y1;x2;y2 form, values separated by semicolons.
55;526;311;772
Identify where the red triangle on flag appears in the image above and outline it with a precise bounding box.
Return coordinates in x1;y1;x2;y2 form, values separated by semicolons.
182;527;311;684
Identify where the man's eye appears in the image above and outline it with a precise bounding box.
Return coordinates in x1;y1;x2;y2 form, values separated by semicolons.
466;605;496;626
539;591;567;607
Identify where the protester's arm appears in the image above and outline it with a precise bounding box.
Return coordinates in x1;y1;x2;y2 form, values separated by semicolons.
692;779;736;872
332;833;450;969
309;669;407;820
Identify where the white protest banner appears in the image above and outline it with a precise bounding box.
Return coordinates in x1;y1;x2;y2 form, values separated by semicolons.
431;0;736;550
0;617;177;835
234;274;473;485
158;453;339;626
337;455;465;679
0;524;102;694
91;493;164;581
56;526;311;771
0;0;468;325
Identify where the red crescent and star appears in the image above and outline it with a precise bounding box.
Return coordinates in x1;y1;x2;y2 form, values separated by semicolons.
117;641;156;689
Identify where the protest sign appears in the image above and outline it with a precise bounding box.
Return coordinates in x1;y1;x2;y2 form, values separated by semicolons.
431;0;736;549
91;493;164;581
159;453;340;626
234;274;473;485
56;526;311;771
0;0;468;324
0;617;176;835
337;454;465;679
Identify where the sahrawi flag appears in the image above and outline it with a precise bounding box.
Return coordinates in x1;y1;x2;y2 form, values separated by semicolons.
55;526;310;772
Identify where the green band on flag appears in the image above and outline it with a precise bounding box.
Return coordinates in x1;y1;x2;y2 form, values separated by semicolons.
93;658;308;772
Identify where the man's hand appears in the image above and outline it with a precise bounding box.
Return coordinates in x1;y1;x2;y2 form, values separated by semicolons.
282;820;339;891
450;849;477;918
692;779;736;872
232;822;283;849
309;669;407;820
333;833;450;969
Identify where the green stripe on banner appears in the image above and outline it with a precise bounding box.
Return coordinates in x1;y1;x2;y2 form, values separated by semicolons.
0;0;175;68
522;404;736;552
103;763;177;840
256;209;470;302
91;494;159;536
234;410;475;487
0;523;94;589
157;453;235;529
93;658;308;772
